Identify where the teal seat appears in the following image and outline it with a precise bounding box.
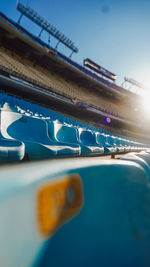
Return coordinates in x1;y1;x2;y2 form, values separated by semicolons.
50;122;78;144
126;139;136;152
1;112;80;159
48;123;103;156
121;152;150;178
96;133;116;154
113;137;125;153
0;138;25;161
78;129;104;155
118;137;131;153
47;122;81;156
137;151;150;166
106;135;124;153
1;158;150;266
29;158;150;267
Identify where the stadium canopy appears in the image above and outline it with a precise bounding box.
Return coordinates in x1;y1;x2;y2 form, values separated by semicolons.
17;2;78;55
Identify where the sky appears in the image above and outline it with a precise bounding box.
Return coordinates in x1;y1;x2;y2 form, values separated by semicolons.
1;0;150;88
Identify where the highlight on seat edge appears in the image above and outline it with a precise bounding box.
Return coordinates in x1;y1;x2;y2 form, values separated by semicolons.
0;1;150;266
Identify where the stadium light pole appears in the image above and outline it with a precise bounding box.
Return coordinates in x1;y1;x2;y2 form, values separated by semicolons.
17;3;79;55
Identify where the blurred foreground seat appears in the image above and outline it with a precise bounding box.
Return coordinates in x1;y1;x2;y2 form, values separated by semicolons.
121;151;150;178
0;158;150;266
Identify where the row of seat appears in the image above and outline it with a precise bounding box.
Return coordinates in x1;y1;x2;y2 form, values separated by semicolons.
0;105;149;161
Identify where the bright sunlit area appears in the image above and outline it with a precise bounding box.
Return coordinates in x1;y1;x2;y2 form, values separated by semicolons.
131;66;150;119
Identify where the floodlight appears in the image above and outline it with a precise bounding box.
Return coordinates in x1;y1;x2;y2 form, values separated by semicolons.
124;77;144;89
17;2;78;53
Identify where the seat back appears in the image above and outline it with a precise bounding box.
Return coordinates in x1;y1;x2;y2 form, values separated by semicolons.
48;121;79;144
114;137;121;146
33;158;150;267
55;124;79;144
1;111;50;145
106;135;114;146
96;133;106;146
79;129;96;146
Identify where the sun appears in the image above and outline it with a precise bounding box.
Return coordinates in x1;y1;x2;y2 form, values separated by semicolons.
131;66;150;91
130;67;150;119
140;86;150;120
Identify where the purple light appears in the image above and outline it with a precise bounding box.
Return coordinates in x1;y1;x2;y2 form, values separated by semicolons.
105;117;111;124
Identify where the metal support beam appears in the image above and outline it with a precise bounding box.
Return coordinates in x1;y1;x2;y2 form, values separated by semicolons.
55;41;60;50
48;35;51;44
38;28;44;38
17;13;23;24
69;51;74;58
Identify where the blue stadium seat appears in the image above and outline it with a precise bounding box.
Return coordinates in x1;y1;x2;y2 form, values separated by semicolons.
29;158;150;267
48;123;103;156
113;137;125;153
47;122;81;156
0;138;25;161
120;138;132;152
1;157;150;266
1;111;80;159
127;139;137;151
106;135;125;153
78;129;104;155
121;151;150;181
137;151;150;166
96;133;116;154
121;152;150;177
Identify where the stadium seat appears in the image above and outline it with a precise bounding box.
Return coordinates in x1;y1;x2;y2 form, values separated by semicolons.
126;139;136;152
27;158;150;267
106;135;125;153
121;152;150;177
0;138;25;161
119;138;131;152
48;122;103;156
96;133;116;154
113;137;125;153
137;151;150;166
78;128;104;155
1;157;150;266
1;111;80;159
47;122;81;156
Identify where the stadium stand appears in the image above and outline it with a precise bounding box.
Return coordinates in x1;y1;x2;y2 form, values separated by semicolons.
0;48;138;122
0;92;148;161
0;9;150;267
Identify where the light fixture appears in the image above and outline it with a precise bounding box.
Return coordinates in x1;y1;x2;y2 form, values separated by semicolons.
17;3;78;54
